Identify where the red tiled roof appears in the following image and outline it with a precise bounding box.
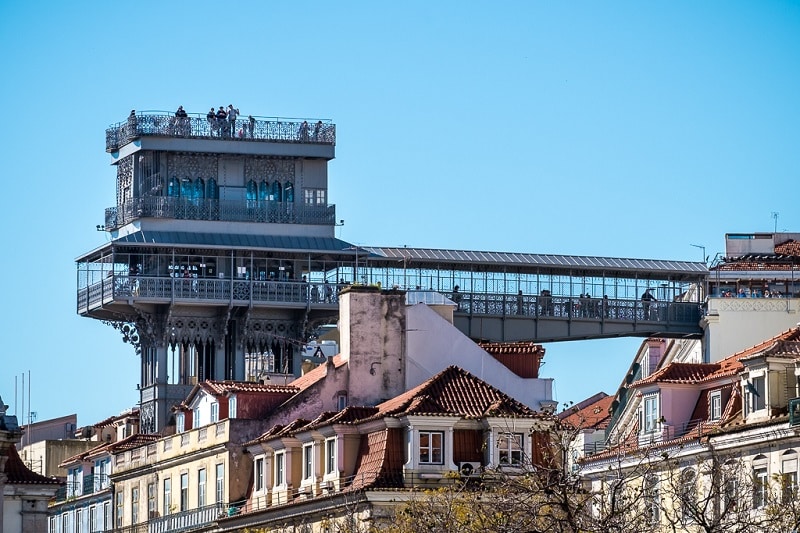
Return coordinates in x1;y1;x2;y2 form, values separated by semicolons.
561;395;614;430
4;445;61;485
775;239;800;256
288;355;347;392
59;441;113;468
93;409;139;428
478;341;544;356
349;428;405;490
201;380;299;396
106;433;160;453
373;366;541;420
632;363;721;386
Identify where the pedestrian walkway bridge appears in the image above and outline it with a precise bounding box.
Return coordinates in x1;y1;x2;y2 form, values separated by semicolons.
78;241;706;344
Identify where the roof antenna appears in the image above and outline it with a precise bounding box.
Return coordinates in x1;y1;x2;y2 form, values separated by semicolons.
771;212;779;233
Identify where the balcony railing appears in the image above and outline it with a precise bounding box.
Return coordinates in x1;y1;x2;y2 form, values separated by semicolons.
111;503;226;533
54;474;111;503
106;112;335;152
104;197;335;230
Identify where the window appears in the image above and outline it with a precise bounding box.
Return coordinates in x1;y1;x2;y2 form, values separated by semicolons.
498;433;524;465
89;506;97;533
176;412;185;433
643;395;659;433
325;438;336;475
210;403;219;423
228;396;237;419
303;444;314;480
246;180;258;201
709;390;722;421
275;453;285;486
163;478;172;516
721;461;739;514
419;431;444;464
131;486;139;524
76;508;83;533
215;464;224;503
272;181;283;202
782;451;798;504
644;474;660;525
180;473;189;511
192;407;201;428
116;490;124;527
679;469;696;524
198;468;206;507
50;516;56;533
753;455;768;509
62;513;69;533
304;188;326;205
255;458;264;491
103;502;111;530
745;376;766;415
147;482;156;519
337;393;347;411
284;183;294;202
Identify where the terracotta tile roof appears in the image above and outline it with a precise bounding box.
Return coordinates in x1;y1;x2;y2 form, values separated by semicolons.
372;366;541;420
106;433;160;453
349;428;405;490
775;239;800;256
200;380;299;396
632;363;721;386
288;355;347;391
93;409;139;428
59;441;113;468
478;341;544;356
251;418;312;444
4;445;61;485
561;395;614;430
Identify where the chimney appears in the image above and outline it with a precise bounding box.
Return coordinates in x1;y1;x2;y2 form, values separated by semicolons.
644;338;665;377
338;285;406;405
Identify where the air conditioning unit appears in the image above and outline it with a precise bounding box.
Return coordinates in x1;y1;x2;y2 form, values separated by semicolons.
459;461;481;478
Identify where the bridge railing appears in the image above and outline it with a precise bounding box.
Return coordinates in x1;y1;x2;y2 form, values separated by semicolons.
449;292;701;324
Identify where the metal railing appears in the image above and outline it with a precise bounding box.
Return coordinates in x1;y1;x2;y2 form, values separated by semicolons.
106;113;335;152
111;503;226;533
104;197;336;230
54;474;111;502
448;292;702;324
78;276;343;313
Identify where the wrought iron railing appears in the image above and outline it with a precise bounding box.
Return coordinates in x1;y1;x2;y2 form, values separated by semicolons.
106;112;335;152
104;197;335;229
111;503;226;533
54;474;111;502
447;292;702;324
77;276;344;312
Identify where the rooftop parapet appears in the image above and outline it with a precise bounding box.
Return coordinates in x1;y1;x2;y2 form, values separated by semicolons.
106;111;336;152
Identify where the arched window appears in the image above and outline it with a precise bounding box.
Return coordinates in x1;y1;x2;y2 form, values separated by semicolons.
782;450;798;503
246;180;258;201
167;177;180;197
180;178;193;198
679;469;696;524
194;178;205;200
752;454;768;508
259;180;269;201
206;178;218;199
284;182;294;203
272;182;283;202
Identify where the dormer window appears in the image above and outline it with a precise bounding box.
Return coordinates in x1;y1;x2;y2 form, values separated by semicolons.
325;438;336;475
709;390;722;421
229;396;237;419
302;444;314;481
498;433;524;465
274;452;285;486
642;394;660;433
419;431;444;464
745;376;766;415
192;407;201;428
175;412;185;433
210;402;219;423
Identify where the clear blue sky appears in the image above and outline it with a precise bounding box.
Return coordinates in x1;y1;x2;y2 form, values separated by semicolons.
1;2;798;426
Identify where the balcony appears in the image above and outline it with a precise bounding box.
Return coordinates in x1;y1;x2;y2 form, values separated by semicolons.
53;474;110;503
104;197;336;230
106;113;335;152
112;503;226;533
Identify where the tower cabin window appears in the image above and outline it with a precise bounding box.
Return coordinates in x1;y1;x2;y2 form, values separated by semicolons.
272;181;282;202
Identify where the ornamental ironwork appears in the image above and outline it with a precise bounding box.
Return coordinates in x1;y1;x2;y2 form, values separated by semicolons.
106;113;336;152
